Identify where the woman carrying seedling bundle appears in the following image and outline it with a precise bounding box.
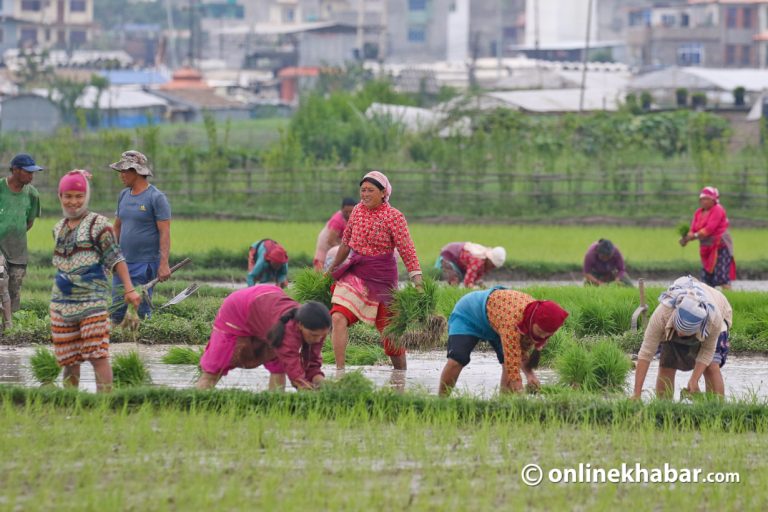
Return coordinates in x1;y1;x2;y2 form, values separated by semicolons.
327;171;423;370
439;287;569;396
50;170;142;392
632;276;732;399
313;197;356;271
679;187;736;289
196;285;331;390
435;242;506;288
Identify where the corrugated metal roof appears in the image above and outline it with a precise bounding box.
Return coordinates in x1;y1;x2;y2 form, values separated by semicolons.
486;89;621;112
630;67;768;92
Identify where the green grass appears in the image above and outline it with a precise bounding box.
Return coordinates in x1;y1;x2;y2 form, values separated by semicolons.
161;346;204;365
1;383;767;509
25;219;768;267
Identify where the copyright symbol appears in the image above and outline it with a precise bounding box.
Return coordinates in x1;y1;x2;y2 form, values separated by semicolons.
521;463;543;486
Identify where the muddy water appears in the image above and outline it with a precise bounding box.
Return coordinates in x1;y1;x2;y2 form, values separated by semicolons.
2;345;767;400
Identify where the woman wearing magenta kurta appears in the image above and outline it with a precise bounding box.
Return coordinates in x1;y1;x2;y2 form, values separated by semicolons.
327;171;423;370
679;186;736;289
196;285;331;390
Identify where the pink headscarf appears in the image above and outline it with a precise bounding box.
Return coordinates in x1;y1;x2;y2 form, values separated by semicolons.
360;171;392;202
699;186;719;203
58;170;92;219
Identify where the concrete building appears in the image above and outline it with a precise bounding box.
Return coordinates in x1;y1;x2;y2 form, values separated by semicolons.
385;0;525;63
0;0;95;55
0;94;61;133
626;0;768;68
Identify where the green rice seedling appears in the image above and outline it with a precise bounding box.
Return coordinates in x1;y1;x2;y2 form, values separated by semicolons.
574;301;616;337
112;351;152;387
677;222;691;239
590;339;633;391
29;346;61;385
321;340;386;366
555;341;596;390
319;371;376;395
161;346;204;365
290;268;334;308
384;277;444;348
539;329;570;367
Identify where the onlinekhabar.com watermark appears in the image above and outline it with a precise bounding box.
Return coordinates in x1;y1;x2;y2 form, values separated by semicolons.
520;463;740;486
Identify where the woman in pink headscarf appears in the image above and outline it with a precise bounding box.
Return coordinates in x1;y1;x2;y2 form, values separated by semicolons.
50;170;141;392
326;171;423;370
680;187;736;289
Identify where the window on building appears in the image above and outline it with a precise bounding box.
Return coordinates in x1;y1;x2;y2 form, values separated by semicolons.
678;42;703;65
70;30;86;45
661;14;676;27
743;7;753;29
628;9;651;27
680;13;689;27
408;26;426;43
0;28;4;44
20;27;37;44
21;0;41;11
70;0;86;12
741;45;752;65
725;45;736;64
409;0;427;11
726;7;737;28
283;7;295;22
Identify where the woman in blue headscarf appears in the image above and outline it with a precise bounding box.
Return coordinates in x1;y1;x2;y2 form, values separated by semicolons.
632;276;732;399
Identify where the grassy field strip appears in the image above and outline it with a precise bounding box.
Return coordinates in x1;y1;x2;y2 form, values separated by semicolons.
1;386;766;508
26;219;768;263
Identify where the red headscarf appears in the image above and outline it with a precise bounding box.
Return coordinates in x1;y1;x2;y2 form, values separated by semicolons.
264;242;288;265
518;300;569;349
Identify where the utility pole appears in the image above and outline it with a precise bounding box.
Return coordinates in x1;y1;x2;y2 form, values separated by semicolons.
534;0;540;59
357;0;365;61
497;0;503;79
164;0;177;69
579;0;594;112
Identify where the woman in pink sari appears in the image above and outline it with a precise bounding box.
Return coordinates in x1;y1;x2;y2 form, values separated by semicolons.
196;285;331;390
680;187;736;289
327;171;423;370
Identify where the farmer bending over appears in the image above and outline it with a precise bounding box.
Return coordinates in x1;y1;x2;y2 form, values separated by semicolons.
632;276;731;399
196;285;331;390
439;287;568;396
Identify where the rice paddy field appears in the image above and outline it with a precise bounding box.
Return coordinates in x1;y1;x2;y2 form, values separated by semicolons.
5;220;768;509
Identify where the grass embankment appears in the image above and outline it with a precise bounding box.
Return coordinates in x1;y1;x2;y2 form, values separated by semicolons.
25;220;768;278
6;280;768;356
1;383;766;509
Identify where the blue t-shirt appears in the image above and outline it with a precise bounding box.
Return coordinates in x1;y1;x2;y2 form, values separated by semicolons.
448;286;506;344
247;241;288;286
115;185;171;263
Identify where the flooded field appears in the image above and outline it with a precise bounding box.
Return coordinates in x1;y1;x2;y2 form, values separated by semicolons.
2;344;766;400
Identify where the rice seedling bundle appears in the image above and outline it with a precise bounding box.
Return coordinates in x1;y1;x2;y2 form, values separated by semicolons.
677;222;691;239
555;338;632;392
590;339;633;391
290;268;334;308
161;346;204;365
574;301;616;337
384;278;446;349
555;342;596;390
29;346;61;385
112;351;152;387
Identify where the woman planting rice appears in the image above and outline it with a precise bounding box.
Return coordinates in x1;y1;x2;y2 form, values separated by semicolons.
435;242;506;288
313;197;356;271
632;276;732;399
439;287;568;396
679;187;736;289
50;170;142;392
196;285;331;390
327;171;423;370
246;239;289;288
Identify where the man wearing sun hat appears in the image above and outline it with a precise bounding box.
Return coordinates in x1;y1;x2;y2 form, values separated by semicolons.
0;153;43;312
109;150;172;323
632;275;732;400
435;242;506;288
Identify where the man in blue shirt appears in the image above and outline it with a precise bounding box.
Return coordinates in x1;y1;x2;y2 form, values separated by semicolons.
109;150;171;322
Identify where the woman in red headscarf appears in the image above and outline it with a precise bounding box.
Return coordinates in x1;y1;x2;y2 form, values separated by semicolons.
680;187;736;289
247;239;289;288
438;287;569;396
327;171;423;370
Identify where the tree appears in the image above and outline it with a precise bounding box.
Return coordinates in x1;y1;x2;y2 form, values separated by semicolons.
88;74;110;128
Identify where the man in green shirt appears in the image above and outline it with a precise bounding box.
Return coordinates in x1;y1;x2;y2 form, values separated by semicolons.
0;153;43;312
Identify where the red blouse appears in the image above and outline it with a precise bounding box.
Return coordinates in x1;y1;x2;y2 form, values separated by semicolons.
342;202;421;273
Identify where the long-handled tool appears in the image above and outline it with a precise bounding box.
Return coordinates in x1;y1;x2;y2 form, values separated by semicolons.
142;258;194;309
159;283;200;309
